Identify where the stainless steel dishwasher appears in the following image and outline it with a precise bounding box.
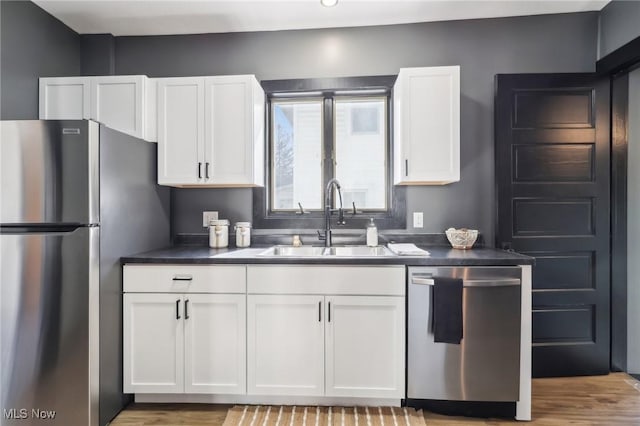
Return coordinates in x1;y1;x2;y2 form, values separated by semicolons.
407;266;521;402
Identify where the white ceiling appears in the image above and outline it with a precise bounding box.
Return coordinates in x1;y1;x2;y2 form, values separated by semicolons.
33;0;611;36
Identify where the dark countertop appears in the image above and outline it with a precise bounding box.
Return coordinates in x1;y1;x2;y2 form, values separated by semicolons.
121;245;534;266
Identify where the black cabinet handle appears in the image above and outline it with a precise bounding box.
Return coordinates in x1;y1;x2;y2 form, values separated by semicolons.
405;159;409;177
172;275;193;281
205;162;210;179
185;299;189;319
198;162;202;179
176;300;181;320
328;301;331;322
318;301;322;322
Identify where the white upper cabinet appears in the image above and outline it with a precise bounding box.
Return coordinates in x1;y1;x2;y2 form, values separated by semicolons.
40;75;157;142
205;75;265;186
158;75;265;187
39;77;91;120
91;75;156;141
157;77;205;186
393;66;460;185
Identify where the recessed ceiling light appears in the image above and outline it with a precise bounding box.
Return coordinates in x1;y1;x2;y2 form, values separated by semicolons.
321;0;338;7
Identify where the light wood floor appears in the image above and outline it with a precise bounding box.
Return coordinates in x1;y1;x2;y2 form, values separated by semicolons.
110;373;640;425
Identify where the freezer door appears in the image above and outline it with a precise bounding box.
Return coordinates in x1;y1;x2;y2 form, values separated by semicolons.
0;226;99;426
0;120;99;225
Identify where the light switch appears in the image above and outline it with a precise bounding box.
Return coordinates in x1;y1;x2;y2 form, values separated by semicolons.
413;212;424;228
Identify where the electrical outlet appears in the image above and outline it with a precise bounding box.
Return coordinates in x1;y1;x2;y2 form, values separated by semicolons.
413;212;424;228
202;211;219;228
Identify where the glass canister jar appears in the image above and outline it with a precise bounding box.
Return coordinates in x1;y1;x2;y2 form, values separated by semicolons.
234;222;251;248
209;219;230;248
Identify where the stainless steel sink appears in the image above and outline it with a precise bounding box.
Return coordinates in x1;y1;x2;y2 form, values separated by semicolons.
258;245;394;257
326;245;393;257
258;246;327;257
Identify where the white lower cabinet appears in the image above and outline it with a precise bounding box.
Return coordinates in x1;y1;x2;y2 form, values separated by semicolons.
123;293;184;394
124;264;405;401
325;296;405;398
184;294;246;394
246;266;406;399
247;295;325;396
122;267;247;395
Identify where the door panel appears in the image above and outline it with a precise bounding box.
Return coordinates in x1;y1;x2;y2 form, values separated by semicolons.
0;227;94;425
92;76;144;139
0;120;96;225
157;78;204;185
325;296;404;398
39;77;91;120
123;294;184;393
205;76;252;184
495;74;610;377
184;294;246;394
247;295;324;396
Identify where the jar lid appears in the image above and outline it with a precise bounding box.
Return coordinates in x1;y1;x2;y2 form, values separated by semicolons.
235;222;251;228
209;219;230;226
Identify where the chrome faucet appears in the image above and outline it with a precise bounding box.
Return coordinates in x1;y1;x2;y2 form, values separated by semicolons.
317;178;345;247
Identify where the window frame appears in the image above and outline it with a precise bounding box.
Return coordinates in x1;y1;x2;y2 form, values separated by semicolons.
252;75;406;230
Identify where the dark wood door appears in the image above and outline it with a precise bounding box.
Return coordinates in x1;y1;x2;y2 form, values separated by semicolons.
495;74;610;377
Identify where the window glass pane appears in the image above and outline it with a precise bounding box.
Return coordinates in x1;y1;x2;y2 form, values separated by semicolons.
272;100;323;210
335;98;386;209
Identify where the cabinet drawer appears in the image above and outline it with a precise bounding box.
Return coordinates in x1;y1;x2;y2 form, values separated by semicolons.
247;265;405;296
124;264;246;293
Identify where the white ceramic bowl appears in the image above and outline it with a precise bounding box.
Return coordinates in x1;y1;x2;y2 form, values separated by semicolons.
445;228;478;249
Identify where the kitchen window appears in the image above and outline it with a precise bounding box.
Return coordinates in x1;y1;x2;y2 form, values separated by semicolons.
253;76;406;229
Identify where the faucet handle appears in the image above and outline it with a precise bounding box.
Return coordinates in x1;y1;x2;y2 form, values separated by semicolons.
351;202;362;215
317;230;326;241
296;202;309;215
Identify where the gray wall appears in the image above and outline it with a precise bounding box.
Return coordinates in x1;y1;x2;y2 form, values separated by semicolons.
0;0;81;119
81;34;115;76
113;12;598;242
628;67;640;375
598;0;640;59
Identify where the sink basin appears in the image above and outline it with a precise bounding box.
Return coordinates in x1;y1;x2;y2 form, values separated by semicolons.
258;245;394;257
327;245;393;257
258;246;327;257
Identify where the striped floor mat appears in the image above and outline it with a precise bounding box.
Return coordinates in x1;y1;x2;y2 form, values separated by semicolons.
222;405;426;426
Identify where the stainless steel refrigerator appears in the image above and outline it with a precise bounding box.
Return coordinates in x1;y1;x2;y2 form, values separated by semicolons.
0;120;170;425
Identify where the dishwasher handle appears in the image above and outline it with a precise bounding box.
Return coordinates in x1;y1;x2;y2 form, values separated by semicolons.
411;275;520;287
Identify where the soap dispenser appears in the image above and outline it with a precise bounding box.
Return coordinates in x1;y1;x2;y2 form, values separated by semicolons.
366;218;378;247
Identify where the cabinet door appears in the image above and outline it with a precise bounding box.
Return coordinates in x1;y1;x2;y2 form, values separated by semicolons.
184;294;246;394
394;66;460;185
157;77;205;185
247;295;324;396
39;77;91;120
325;295;405;398
91;75;147;139
123;293;184;393
204;75;258;185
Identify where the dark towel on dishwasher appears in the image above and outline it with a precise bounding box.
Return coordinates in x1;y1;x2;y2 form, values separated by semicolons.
432;277;463;344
